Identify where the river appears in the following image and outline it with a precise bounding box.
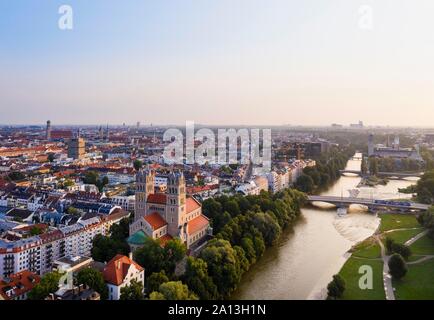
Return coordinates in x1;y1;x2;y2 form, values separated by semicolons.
231;153;419;300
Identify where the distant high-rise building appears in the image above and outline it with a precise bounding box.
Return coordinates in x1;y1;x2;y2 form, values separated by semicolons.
393;136;400;150
68;130;86;160
368;133;374;156
46;120;52;141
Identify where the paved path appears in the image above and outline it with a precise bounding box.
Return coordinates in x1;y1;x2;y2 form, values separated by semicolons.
405;230;429;246
407;255;434;265
384;227;423;234
377;237;395;300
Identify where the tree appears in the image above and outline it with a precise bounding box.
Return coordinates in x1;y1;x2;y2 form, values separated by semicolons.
417;209;434;228
295;174;315;193
361;158;368;175
28;271;62;300
149;281;198;300
385;237;394;254
82;170;109;192
67;206;81;217
76;268;108;300
183;257;218;300
7;171;25;181
386;237;412;260
133;160;143;171
163;238;187;274
30;226;43;236
120;279;144;300
199;239;242;298
327;274;346;299
83;171;99;185
241;237;257;264
146;271;169;295
369;158;379;176
250;212;282;246
391;243;412;261
134;237;166;275
109;218;130;241
63;179;74;189
224;200;241;217
388;254;408;279
91;234;130;263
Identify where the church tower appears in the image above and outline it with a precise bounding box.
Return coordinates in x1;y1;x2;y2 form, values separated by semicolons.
166;171;187;239
134;169;155;221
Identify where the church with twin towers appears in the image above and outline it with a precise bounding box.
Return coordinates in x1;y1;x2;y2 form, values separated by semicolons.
129;169;211;250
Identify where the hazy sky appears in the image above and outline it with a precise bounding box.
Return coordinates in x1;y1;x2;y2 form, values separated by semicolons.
1;0;434;126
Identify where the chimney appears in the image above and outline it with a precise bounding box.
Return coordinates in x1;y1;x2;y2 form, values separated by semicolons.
128;252;133;260
117;260;121;269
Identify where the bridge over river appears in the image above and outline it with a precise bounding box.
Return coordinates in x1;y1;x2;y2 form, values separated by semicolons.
339;170;423;178
307;195;430;211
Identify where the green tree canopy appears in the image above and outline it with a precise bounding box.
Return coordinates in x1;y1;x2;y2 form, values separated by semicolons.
120;279;144;300
182;257;218;300
91;234;130;263
388;254;408;279
133;159;143;171
133;237;166;275
327;274;346;299
199;239;242;298
149;281;198;300
76;268;108;300
28;271;63;300
146;271;170;295
295;174;315;193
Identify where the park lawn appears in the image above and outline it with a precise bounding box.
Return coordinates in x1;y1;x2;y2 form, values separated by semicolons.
393;258;434;300
339;257;385;300
385;229;423;244
379;214;420;232
352;239;381;259
410;234;434;255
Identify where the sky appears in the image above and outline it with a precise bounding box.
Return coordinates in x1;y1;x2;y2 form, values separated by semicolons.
1;0;434;127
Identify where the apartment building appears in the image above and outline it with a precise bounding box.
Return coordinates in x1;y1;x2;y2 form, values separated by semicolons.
0;210;129;279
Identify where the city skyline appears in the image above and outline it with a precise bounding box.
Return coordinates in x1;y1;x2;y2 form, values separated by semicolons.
2;1;434;126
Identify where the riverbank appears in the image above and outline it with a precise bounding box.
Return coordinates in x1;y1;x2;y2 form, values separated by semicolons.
337;212;434;300
232;153;419;300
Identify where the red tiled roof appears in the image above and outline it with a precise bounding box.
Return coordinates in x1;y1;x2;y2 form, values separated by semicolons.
186;197;201;213
144;212;167;230
0;270;41;300
147;193;167;204
103;254;144;286
187;215;209;235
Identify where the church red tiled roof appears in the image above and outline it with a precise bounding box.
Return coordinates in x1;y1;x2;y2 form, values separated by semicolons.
186;197;201;213
187;215;209;235
144;212;167;230
103;255;144;286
